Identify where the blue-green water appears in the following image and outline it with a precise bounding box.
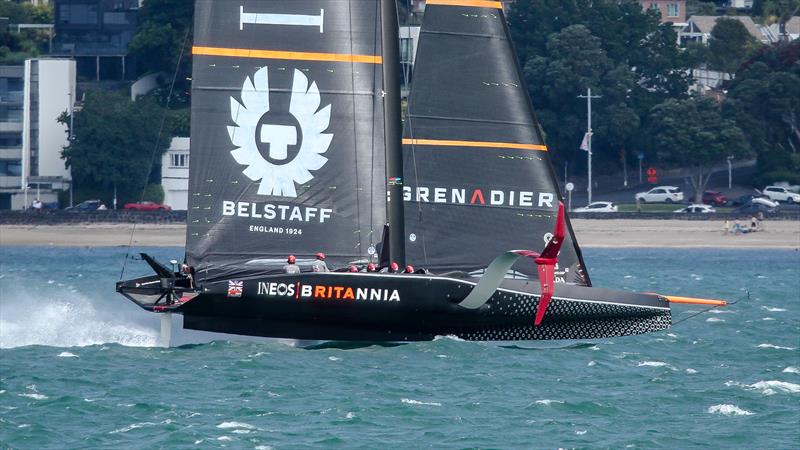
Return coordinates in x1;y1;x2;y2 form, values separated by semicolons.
1;247;798;449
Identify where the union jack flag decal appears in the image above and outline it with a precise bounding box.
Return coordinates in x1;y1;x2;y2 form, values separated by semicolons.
227;280;243;298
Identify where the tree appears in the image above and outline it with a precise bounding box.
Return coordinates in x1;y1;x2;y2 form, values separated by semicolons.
645;97;751;202
59;90;177;204
725;41;800;185
761;0;800;41
709;18;760;74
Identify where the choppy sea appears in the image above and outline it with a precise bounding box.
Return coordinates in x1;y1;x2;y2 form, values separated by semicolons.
1;246;798;449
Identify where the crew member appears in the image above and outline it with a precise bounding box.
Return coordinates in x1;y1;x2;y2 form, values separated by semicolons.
348;265;358;272
389;262;400;273
366;263;377;272
284;255;300;274
403;265;415;274
312;252;329;272
180;263;194;288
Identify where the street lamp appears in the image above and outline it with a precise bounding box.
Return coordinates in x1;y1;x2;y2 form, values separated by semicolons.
727;155;734;189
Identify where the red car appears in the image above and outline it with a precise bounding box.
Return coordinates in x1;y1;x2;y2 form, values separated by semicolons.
123;201;172;211
702;190;728;206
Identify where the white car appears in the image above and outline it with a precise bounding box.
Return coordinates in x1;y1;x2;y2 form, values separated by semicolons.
573;201;618;213
762;186;800;204
674;204;716;214
635;186;684;203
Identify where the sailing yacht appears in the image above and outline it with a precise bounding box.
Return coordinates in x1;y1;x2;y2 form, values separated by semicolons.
117;0;724;342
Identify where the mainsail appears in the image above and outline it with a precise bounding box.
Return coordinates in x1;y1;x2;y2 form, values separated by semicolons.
188;0;388;273
402;0;590;284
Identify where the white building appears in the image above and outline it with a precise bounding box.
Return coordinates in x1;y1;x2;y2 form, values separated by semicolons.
161;137;189;210
0;59;76;209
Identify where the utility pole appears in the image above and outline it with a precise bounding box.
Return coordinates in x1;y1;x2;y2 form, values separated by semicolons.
727;155;734;189
578;88;601;204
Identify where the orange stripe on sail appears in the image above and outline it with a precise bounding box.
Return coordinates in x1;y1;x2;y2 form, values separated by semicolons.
426;0;503;9
192;46;382;64
664;295;727;306
402;138;548;152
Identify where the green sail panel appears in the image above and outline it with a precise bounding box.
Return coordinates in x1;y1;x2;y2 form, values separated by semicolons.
402;1;590;285
188;0;386;272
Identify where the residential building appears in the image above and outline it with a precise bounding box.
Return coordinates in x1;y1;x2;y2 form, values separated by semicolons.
51;0;140;81
399;25;420;96
0;59;75;210
765;16;800;42
679;15;769;45
161;137;189;211
639;1;687;25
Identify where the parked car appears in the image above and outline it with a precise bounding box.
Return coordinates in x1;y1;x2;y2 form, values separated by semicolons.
674;204;716;214
65;199;103;211
572;201;618;213
730;195;779;208
702;190;728;206
733;203;777;215
123;201;172;211
635;186;684;203
762;186;800;204
772;181;800;193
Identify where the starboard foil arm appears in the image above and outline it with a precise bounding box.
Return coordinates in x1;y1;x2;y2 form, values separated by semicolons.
458;202;566;326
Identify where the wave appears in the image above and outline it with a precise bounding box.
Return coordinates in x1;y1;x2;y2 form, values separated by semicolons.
783;367;800;374
757;343;796;350
638;361;676;370
401;398;442;407
708;404;753;416
746;381;800;396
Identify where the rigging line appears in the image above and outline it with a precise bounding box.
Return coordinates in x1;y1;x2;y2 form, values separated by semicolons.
672;291;748;327
120;24;191;281
369;0;380;249
347;0;363;255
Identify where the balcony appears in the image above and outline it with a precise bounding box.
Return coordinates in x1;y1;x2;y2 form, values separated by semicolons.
0;148;22;159
0;123;23;133
0;92;24;104
0;175;22;189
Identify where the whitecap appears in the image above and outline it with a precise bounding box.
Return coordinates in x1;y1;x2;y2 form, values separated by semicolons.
110;422;155;434
782;367;800;374
255;446;273;450
667;333;678;338
746;380;800;396
705;317;724;322
762;307;786;312
17;424;31;428
708;404;753;416
216;421;257;430
436;354;448;358
402;398;442;407
345;412;355;419
624;275;634;279
757;343;796;350
638;361;676;370
47;280;55;284
762;317;775;321
18;392;47;400
0;390;5;394
328;356;341;361
232;429;252;434
587;361;596;367
575;430;588;435
57;351;78;358
433;334;465;342
217;436;233;441
686;368;698;374
534;399;564;406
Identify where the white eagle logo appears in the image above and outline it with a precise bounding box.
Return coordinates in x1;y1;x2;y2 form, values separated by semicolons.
228;67;333;197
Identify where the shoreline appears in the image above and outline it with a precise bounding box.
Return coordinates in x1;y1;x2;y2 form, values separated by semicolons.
1;220;797;249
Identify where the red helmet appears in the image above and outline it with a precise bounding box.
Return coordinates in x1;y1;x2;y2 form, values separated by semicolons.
390;262;399;272
315;252;326;260
366;263;377;272
404;265;414;273
287;254;296;264
348;265;358;272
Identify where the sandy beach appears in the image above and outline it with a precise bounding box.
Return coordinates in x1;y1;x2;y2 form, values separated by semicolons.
1;220;798;248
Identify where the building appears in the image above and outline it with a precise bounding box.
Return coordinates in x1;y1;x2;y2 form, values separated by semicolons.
399;25;420;95
679;15;769;45
0;59;75;210
161;137;189;211
51;0;139;81
639;1;687;25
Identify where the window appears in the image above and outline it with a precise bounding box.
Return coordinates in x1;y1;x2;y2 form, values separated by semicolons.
667;3;679;17
0;160;22;176
171;153;189;167
650;3;660;11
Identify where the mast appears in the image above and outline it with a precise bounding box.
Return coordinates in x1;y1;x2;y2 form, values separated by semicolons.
381;0;405;266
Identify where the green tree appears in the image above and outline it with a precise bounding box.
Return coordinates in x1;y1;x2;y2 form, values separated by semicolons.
761;0;800;41
645;97;751;202
59;90;177;204
709;18;760;74
725;41;800;185
128;0;193;106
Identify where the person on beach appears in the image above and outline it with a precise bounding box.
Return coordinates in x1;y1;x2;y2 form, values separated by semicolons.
32;199;42;210
723;220;730;235
733;220;744;235
750;216;758;232
635;197;641;213
312;253;329;272
284;255;300;274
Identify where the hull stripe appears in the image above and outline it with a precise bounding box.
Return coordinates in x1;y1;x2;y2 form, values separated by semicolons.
426;0;503;8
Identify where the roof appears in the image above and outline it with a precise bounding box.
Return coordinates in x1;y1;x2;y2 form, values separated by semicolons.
687;15;765;41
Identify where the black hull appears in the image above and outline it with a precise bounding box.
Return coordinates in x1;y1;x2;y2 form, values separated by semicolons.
118;272;671;341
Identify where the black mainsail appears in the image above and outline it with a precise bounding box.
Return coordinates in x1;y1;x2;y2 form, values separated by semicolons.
402;0;589;284
188;0;387;274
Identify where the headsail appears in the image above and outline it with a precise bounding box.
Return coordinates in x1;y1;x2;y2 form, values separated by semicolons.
188;0;387;274
402;0;590;284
